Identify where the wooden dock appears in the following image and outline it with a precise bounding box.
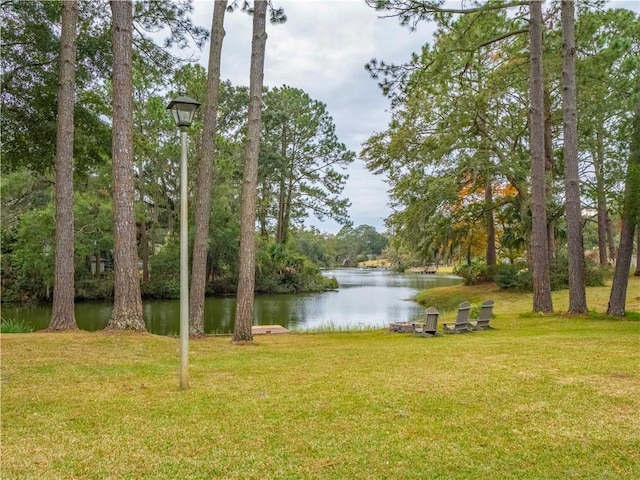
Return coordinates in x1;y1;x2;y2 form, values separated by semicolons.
251;325;290;335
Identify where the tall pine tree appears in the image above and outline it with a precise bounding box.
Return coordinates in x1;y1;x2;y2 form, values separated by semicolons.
49;0;79;331
106;0;146;331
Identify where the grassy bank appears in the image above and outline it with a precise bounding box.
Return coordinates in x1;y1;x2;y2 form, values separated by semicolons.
2;279;639;479
416;275;640;321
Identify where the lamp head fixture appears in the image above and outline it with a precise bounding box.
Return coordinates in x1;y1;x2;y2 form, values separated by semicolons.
166;95;201;128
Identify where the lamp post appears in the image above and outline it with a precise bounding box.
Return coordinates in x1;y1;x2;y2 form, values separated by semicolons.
166;95;201;389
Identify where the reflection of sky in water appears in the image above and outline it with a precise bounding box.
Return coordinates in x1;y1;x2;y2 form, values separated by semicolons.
326;268;460;289
294;286;420;329
7;268;462;334
282;269;463;331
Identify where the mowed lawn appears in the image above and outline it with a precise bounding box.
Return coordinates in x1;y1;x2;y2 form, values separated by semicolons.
2;278;639;479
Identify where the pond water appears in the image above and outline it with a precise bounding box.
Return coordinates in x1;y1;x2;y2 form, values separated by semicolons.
2;268;462;334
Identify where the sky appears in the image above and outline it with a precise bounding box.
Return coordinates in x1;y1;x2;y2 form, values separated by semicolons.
187;0;638;235
188;0;436;234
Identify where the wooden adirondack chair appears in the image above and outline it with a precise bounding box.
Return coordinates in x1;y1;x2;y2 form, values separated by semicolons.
442;301;472;334
414;307;440;337
469;300;494;330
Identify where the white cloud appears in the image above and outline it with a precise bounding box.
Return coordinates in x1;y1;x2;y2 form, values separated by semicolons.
187;0;638;234
190;0;433;233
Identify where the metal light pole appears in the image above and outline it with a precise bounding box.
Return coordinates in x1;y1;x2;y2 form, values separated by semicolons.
166;95;201;390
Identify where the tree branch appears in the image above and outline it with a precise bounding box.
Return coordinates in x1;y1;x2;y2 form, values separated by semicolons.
476;27;529;49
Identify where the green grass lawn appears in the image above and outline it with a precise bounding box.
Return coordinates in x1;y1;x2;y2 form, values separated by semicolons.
2;278;639;479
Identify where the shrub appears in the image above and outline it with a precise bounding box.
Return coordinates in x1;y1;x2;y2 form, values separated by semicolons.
550;254;606;291
75;274;114;301
550;257;570;291
453;264;478;285
142;240;180;299
0;317;33;333
148;240;180;278
584;257;606;287
322;276;339;290
516;268;533;291
392;263;407;273
494;264;521;290
453;261;490;285
141;279;180;299
255;240;337;294
495;256;606;293
206;276;237;295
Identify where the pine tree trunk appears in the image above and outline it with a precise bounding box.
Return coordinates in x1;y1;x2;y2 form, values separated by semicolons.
607;76;640;316
608;220;636;316
276;175;286;244
49;0;78;331
606;211;617;264
139;188;150;282
484;180;496;268
233;0;268;342
106;0;145;332
258;180;269;237
529;0;553;313
476;115;496;269
562;0;587;313
189;0;227;337
635;228;640;276
594;130;608;266
282;176;294;245
544;88;555;263
276;125;288;245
